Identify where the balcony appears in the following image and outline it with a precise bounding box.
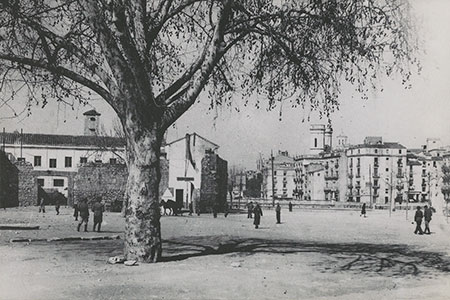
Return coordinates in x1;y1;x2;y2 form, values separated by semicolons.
397;172;404;178
356;173;361;178
373;183;380;189
325;174;339;180
373;173;380;179
348;173;354;179
348;183;353;189
374;161;379;167
355;183;361;189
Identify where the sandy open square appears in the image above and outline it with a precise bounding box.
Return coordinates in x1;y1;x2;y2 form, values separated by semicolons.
0;206;450;300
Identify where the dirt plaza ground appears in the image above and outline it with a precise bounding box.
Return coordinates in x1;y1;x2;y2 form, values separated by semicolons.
1;206;450;300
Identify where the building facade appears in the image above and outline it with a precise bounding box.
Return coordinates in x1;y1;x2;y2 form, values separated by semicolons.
346;139;407;204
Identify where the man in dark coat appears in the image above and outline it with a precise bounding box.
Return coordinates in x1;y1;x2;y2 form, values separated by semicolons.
275;202;281;224
92;197;104;232
414;206;424;235
73;202;79;221
253;203;263;229
288;201;293;212
360;203;367;218
77;198;89;232
55;197;61;215
247;201;254;219
424;205;433;234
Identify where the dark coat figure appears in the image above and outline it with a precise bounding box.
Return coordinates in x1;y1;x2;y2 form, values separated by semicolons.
39;196;45;213
424;205;433;234
414;206;424;235
224;203;229;218
73;203;79;221
189;202;193;216
288;201;293;212
55;198;61;215
92;199;104;232
247;202;254;219
77;199;89;232
253;204;263;229
212;202;219;218
276;203;281;224
360;203;366;217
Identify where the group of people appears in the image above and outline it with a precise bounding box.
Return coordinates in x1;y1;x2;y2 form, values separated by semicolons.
414;205;433;235
73;197;105;232
38;195;105;232
246;201;291;229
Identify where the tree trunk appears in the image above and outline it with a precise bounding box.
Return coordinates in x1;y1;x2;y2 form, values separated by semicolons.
123;127;162;263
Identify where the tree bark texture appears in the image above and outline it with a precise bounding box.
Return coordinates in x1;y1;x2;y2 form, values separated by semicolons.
123;125;162;263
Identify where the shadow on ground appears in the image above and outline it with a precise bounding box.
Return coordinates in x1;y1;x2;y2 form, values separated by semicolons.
161;236;450;277
31;235;450;278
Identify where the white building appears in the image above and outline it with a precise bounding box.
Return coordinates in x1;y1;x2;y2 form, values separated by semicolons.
1;110;125;202
262;151;296;200
164;133;221;209
346;138;407;205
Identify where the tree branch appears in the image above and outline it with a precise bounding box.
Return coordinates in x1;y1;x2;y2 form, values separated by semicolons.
0;53;114;105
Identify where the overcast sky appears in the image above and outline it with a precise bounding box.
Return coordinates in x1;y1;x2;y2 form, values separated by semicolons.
1;0;449;169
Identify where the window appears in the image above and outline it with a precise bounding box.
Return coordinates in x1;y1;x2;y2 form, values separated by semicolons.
283;183;287;188
385;189;389;194
433;161;437;168
385;197;389;204
80;157;87;164
386;168;389;172
95;159;102;163
386;157;389;161
53;179;64;187
375;149;378;154
34;156;41;167
399;150;402;154
65;156;72;168
90;117;96;121
314;138;318;148
283;171;287;176
110;158;117;164
37;178;44;187
17;157;25;162
49;159;57;168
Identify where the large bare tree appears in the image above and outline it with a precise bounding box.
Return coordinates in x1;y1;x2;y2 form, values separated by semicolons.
0;0;419;262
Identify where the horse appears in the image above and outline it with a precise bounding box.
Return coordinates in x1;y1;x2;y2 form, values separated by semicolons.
160;200;182;216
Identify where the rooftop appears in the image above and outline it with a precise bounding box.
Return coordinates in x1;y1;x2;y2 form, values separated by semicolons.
1;132;125;148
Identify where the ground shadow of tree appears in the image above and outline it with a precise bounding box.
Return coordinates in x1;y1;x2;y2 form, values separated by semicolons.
160;236;450;277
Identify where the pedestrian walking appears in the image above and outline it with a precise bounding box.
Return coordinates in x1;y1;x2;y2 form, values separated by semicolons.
92;197;104;232
424;205;433;234
224;203;229;218
212;202;218;218
414;206;424;235
188;202;193;216
77;198;89;232
38;196;45;213
276;202;281;224
253;203;263;229
247;201;254;219
360;203;366;218
55;197;61;215
288;201;293;212
73;202;79;221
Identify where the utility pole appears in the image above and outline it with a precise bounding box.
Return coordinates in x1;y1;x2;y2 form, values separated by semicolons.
369;165;372;209
271;150;275;207
20;128;23;159
389;171;393;218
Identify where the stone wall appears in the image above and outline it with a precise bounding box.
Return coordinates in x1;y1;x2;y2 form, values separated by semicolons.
16;161;38;207
0;151;19;208
73;163;128;211
200;150;228;213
